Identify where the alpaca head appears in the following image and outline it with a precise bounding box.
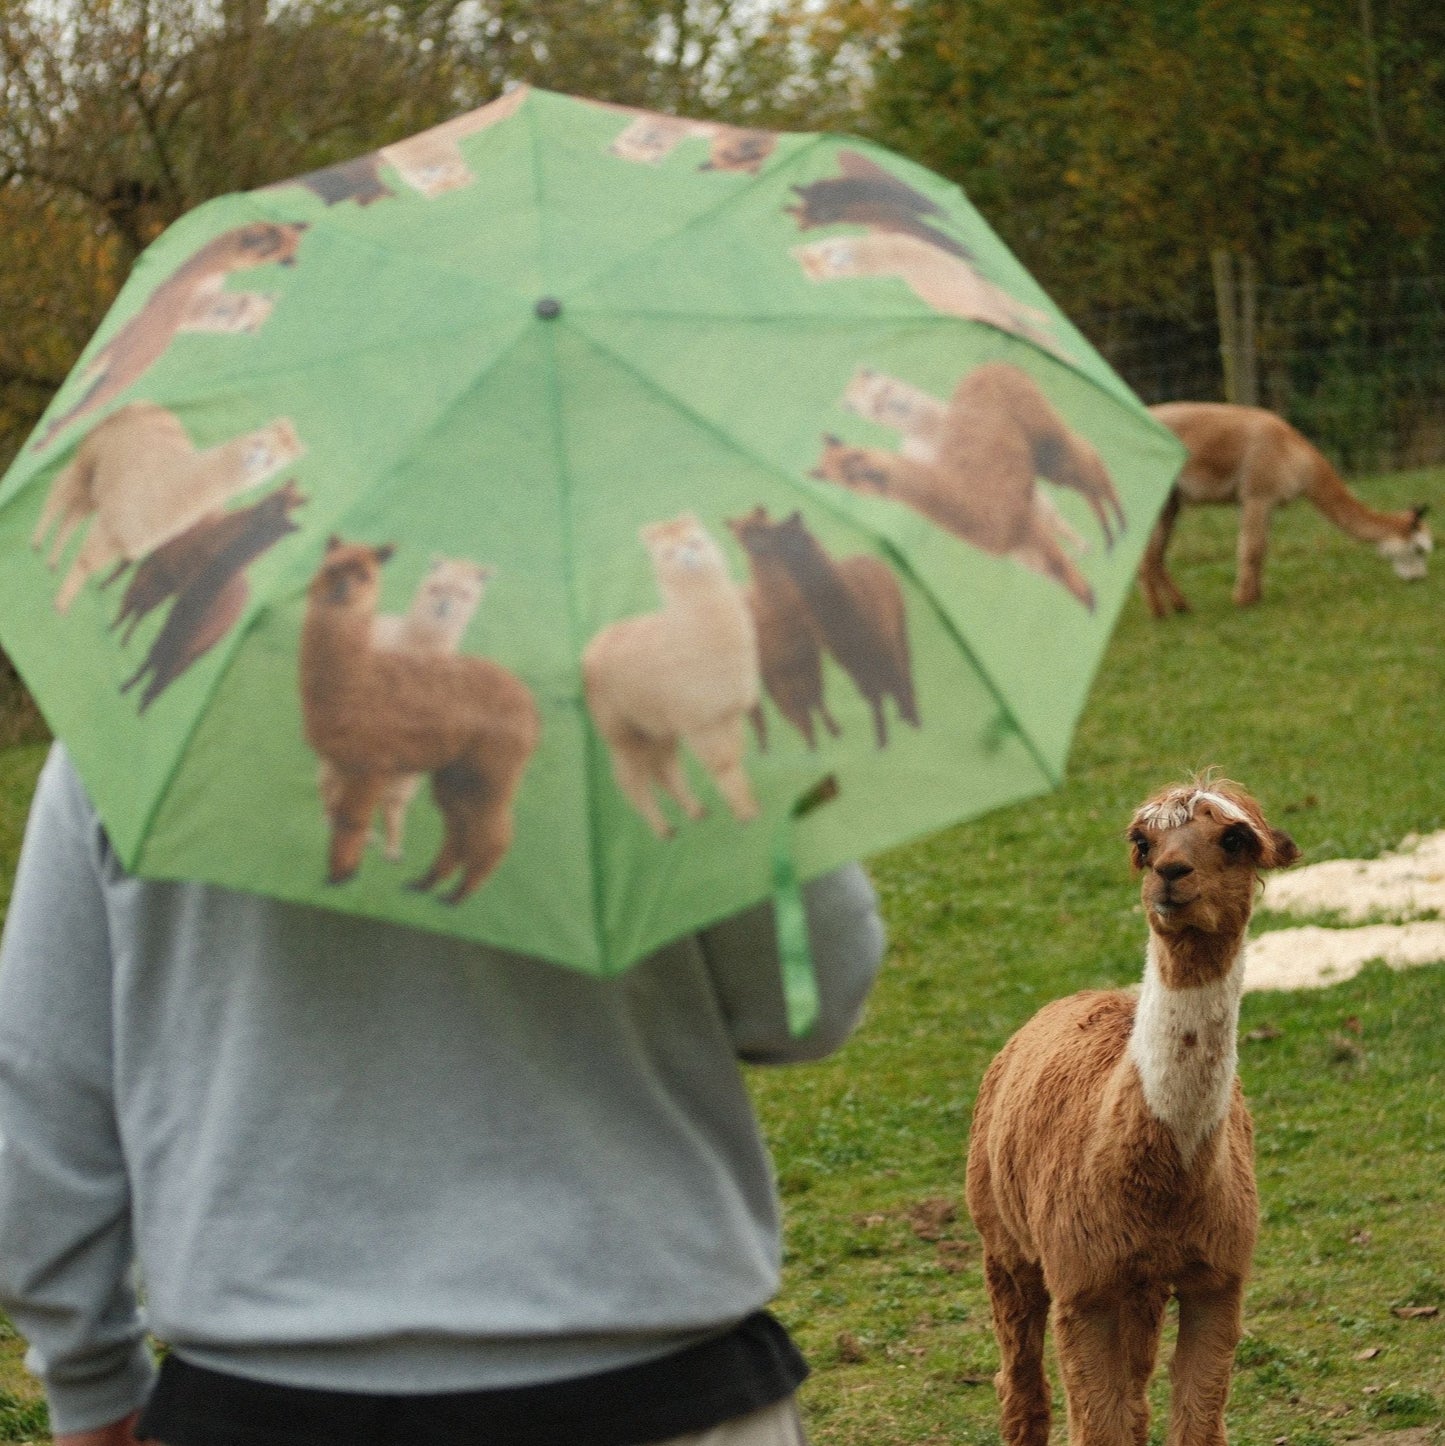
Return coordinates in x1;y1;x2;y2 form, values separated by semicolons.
223;220;308;270
809;435;890;492
1127;778;1298;954
311;536;396;613
1379;504;1432;581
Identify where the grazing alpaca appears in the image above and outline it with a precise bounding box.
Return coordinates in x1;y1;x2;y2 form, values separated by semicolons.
119;481;306;713
300;539;539;900
792;232;1069;361
811;362;1123;610
583;515;760;839
736;509;917;750
966;778;1300;1446
32;401;304;613
1142;402;1432;615
31;221;306;451
318;557;494;860
727;507;841;752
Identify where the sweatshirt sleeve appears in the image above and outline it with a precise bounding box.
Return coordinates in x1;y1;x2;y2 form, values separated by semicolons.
0;745;157;1434
698;861;886;1065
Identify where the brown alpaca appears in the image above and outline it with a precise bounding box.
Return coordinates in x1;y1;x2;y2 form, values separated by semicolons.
740;509;918;749
583;515;760;839
811;363;1123;610
32;221;307;451
299;539;539;900
727;506;841;752
1141;402;1432;615
966;779;1300;1446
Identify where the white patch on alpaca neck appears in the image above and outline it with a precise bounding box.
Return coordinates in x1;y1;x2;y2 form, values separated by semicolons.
1128;934;1245;1165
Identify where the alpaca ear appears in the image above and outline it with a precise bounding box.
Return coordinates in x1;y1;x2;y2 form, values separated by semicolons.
1260;826;1301;871
325;534;343;552
374;543;396;565
1411;503;1429;524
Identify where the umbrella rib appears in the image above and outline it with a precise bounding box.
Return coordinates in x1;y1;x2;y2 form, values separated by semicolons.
562;317;1063;793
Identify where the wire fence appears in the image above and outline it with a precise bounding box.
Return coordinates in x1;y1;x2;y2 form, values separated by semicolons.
1075;274;1445;476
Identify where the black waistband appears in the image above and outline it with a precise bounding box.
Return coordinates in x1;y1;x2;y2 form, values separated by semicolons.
137;1310;808;1446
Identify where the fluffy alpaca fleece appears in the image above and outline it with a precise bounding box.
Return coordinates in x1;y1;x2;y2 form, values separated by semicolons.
318;557;494;860
300;539;539;900
811;363;1123;610
966;779;1298;1446
1141;401;1432;615
33;401;304;614
583;514;760;838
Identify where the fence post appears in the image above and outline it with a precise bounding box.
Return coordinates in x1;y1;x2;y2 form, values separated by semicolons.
1211;247;1259;406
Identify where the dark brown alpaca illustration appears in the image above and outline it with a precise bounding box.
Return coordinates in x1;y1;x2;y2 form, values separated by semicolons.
110;480;304;645
727;507;840;752
786;149;971;260
744;510;917;750
291;154;394;207
812;362;1125;610
33;221;308;451
300;539;540;900
119;481;306;712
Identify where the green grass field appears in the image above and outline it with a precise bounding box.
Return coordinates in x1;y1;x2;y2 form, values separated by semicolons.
0;471;1441;1443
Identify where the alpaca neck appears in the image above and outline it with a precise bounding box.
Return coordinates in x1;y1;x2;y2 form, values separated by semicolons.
1304;457;1413;542
1127;932;1245;1165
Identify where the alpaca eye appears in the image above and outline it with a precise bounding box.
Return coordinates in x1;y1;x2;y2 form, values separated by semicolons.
1130;832;1150;860
1221;826;1251;855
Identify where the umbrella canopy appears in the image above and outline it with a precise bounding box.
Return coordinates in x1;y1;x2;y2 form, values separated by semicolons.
0;87;1183;1016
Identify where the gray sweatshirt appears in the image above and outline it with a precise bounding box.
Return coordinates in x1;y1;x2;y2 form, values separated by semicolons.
0;745;885;1435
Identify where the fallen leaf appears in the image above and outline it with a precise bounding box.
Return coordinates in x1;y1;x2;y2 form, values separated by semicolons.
851;1212;889;1229
936;1240;971;1272
1363;1385;1383;1395
1355;1346;1382;1360
906;1197;957;1241
1391;1304;1440;1319
835;1330;867;1364
957;1373;993;1387
1245;1024;1283;1042
1343;1015;1363;1034
1275;1435;1289;1444
1351;1229;1373;1246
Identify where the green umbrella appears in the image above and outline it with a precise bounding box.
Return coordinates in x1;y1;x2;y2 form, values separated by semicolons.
0;87;1182;1030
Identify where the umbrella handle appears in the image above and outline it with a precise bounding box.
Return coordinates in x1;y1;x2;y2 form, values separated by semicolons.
773;775;840;1037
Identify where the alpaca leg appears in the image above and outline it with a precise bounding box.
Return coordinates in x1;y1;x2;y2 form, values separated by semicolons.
749;701;770;753
45;509;88;569
1053;1299;1151;1446
55;525;124;614
1139;489;1187;617
819;703;842;739
408;829;461;894
607;735;678;839
1166;1281;1243;1446
868;693;890;749
982;1252;1051;1446
441;806;516;904
686;717;759;823
326;770;390;884
380;774;421;862
649;738;707;824
1233;497;1273;607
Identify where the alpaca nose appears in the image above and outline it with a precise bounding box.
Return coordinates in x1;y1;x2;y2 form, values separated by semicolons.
1156;860;1193;883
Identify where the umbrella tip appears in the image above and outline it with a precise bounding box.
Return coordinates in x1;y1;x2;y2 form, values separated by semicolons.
535;297;562;320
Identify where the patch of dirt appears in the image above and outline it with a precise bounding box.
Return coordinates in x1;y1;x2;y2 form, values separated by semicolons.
1242;832;1445;993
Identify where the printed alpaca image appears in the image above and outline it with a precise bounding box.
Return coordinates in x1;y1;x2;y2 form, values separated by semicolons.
605;110;776;173
378;88;529;198
110;479;307;646
967;778;1298;1446
786;148;971;260
727;507;840;752
583;515;760;839
287;154;394;207
1141;401;1433;615
32;401;305;614
732;509;917;750
119;481;306;713
300;539;539;900
811;362;1126;610
32;221;307;451
792;232;1071;362
318;556;495;861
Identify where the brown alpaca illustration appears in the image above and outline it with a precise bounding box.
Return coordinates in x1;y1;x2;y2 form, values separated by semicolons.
377;88;529;197
317;557;495;860
110;479;307;646
119;480;306;713
583;515;760;839
792;231;1070;361
299;539;540;900
604;109;776;173
32;221;307;451
786;148;972;260
285;154;395;207
811;363;1125;610
741;510;917;750
727;507;840;752
32;401;305;613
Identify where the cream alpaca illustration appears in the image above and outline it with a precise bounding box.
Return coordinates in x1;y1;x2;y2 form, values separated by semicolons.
32;402;305;614
300;540;539;901
33;221;307;450
379;88;529;197
842;366;1089;558
318;557;494;860
792;233;1070;360
606;111;775;173
583;515;761;839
